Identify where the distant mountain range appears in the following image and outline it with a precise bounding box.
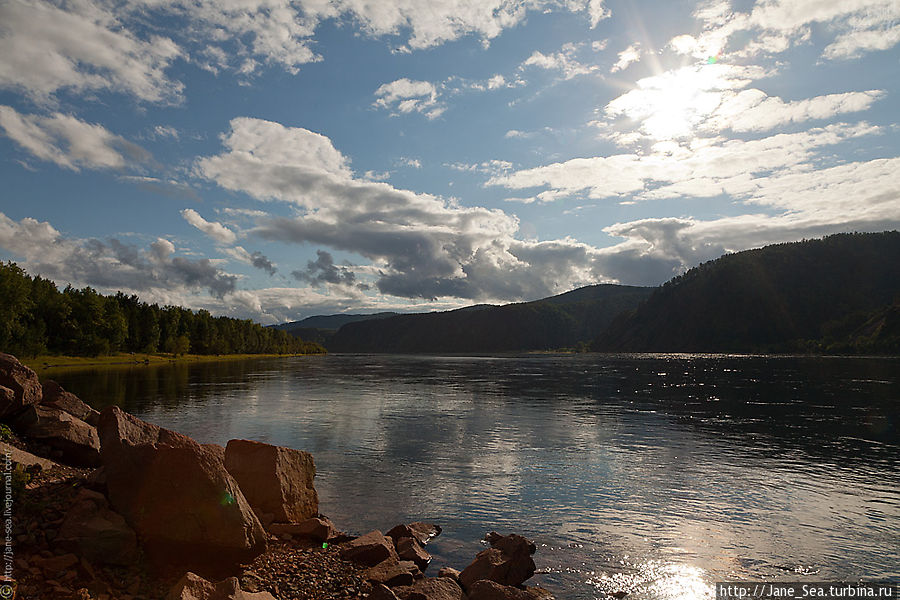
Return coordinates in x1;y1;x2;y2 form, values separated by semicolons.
275;232;900;355
594;231;900;353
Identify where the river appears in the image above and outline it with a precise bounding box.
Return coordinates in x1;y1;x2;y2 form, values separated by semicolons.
51;353;900;599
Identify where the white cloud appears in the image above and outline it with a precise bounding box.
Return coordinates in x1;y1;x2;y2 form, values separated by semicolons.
0;0;182;104
522;43;598;79
669;0;900;61
0;105;151;171
180;208;238;245
195;117;627;301
0;213;238;298
373;78;444;119
610;43;642;73
489;122;880;202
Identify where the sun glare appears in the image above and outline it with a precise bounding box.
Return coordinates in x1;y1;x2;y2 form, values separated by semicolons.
607;63;739;141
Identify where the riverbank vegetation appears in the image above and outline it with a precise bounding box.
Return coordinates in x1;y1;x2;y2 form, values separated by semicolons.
0;262;325;358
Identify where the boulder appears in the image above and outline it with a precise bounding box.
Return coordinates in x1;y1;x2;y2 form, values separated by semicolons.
394;577;467;600
269;516;339;543
458;533;536;590
98;407;266;575
15;405;100;467
40;380;100;426
387;522;442;546
438;567;461;582
224;439;318;524
166;571;277;600
466;581;553;600
0;441;57;471
55;488;139;565
396;536;432;571
370;583;401;600
0;353;42;418
339;530;397;567
365;555;417;587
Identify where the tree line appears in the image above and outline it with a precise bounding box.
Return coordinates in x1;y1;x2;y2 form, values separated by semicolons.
0;262;325;357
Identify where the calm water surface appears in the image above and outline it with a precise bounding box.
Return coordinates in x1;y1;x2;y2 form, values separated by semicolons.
53;354;900;599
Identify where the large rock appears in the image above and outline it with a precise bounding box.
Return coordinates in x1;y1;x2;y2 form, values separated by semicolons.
55;488;139;565
269;516;339;543
224;439;318;524
15;405;100;467
0;441;57;471
394;577;467;600
387;522;442;546
98;406;266;575
40;380;100;426
166;571;277;600
0;353;42;418
365;555;418;587
467;580;553;600
396;536;432;571
339;530;397;567
459;533;536;590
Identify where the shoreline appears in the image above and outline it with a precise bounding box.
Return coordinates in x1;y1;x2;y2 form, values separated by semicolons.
21;352;323;374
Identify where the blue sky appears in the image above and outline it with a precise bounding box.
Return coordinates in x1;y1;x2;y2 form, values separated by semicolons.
1;0;898;323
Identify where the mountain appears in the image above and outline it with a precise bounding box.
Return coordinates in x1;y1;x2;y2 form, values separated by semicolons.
273;312;400;333
326;284;654;353
593;231;900;353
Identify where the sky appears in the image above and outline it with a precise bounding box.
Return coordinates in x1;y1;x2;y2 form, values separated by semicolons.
0;0;898;324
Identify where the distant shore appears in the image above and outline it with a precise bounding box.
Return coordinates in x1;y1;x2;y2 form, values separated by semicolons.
21;352;319;374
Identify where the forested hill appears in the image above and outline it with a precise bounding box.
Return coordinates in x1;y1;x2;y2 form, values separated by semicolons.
593;231;900;354
326;284;654;353
0;262;325;357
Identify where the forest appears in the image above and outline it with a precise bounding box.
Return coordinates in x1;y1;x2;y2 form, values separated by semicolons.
0;262;325;357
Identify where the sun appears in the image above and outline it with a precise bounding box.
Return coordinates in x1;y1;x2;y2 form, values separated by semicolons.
607;63;736;141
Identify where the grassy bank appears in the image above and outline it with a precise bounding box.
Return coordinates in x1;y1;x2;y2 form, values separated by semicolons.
21;352;316;374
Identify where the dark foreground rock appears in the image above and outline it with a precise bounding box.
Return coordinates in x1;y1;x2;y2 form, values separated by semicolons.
13;405;100;467
459;533;537;590
98;406;267;576
224;438;319;526
393;576;467;599
167;571;277;600
55;487;139;566
467;580;553;600
41;380;100;426
269;516;341;543
0;352;42;417
340;530;398;567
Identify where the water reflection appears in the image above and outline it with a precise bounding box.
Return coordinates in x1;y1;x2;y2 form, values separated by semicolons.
51;354;900;599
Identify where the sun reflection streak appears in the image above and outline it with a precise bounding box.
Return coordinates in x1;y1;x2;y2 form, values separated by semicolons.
587;561;714;600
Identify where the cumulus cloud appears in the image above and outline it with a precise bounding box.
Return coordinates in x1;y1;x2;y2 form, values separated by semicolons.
610;43;642;73
668;0;900;61
291;250;363;289
223;246;277;276
180;208;238;245
373;79;444;119
521;43;598;79
0;105;151;171
0;0;182;104
0;213;237;298
195;117;628;301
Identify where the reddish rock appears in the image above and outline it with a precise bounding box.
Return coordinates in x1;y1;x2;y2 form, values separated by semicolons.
467;580;553;600
224;439;318;525
339;530;397;567
0;440;56;471
15;405;100;467
365;555;417;587
98;406;266;575
396;536;432;571
459;533;536;590
166;571;277;600
41;380;100;426
387;522;442;546
268;516;339;542
56;488;139;565
40;553;80;577
438;567;461;582
394;577;467;600
370;583;401;600
0;353;42;418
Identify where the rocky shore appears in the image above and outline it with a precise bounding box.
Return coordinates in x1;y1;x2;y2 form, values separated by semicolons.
0;352;555;600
